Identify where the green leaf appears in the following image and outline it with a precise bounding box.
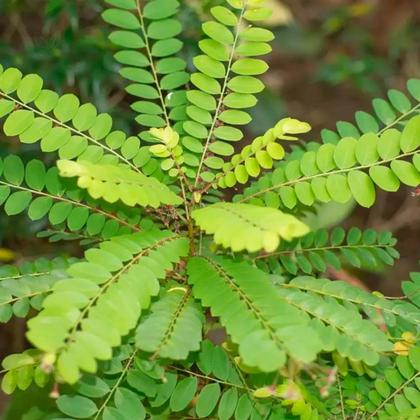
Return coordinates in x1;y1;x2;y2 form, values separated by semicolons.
218;388;238;420
211;6;238;26
202;21;234;45
369;166;400;192
109;30;144;48
231;59;269;76
152;39;183;58
16;74;43;103
326;174;352;203
57;395;98;419
28;197;53;220
192;202;309;253
102;9;140;30
377;128;401;160
214;126;243;142
390;160;420;186
409;347;420;371
240;27;274;42
209;141;235;156
199;39;230;61
53;94;80;122
235;394;252;420
115;388;145;419
228;76;264;94
347;170;376;208
143;0;179;20
0;68;22;94
187;90;217;111
188;257;322;371
224;93;257;109
3;155;24;185
388;89;411;113
196;383;221;418
170;377;198;412
355;111;379;134
148;19;182;40
355;133;379;165
400;115;420;152
407;78;420;100
4;110;35;136
57;160;182;208
191;73;221;95
334;137;357;169
4;191;32;216
372;98;396;124
193;55;226;79
136;289;203;360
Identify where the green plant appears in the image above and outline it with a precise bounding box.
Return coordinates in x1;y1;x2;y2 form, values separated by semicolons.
0;0;420;418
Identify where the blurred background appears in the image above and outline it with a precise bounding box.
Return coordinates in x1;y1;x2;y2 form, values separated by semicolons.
0;0;419;411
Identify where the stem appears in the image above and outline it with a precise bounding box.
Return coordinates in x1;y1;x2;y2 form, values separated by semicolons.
65;236;181;345
378;103;420;135
254;243;391;260
278;282;420;324
240;149;419;203
0;92;140;173
336;374;346;420
135;0;170;126
366;371;420;419
94;350;138;420
134;2;194;207
0;271;50;282
0;179;140;232
194;3;248;188
168;366;252;392
150;289;191;360
0;289;53;307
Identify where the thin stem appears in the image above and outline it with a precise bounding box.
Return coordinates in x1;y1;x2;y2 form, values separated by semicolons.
203;257;282;347
254;243;390;260
240;150;419;203
336;374;346;420
150;289;191;360
278;288;384;352
168;366;252;392
133;3;194;203
0;271;50;282
378;103;420;135
278;282;419;323
0;179;140;232
194;3;248;188
0;92;140;173
135;0;170;126
40;228;101;243
65;235;181;345
366;371;420;419
94;350;138;420
0;289;53;307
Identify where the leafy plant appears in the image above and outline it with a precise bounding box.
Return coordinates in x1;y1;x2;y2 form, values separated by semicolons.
0;0;420;419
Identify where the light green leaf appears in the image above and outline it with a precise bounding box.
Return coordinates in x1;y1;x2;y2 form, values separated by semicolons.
192;202;309;253
334;137;357;169
390;160;420;186
369;166;400;192
347;170;376;208
16;74;43;103
400;115;420;152
202;21;234;45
